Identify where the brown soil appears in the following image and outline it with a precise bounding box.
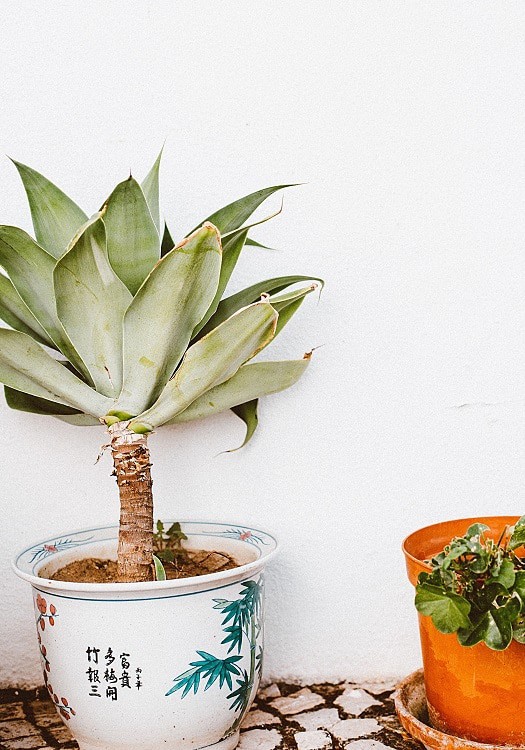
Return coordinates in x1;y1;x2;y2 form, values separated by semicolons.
48;549;239;583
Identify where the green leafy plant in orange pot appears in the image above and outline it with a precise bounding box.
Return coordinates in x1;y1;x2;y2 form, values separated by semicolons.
404;516;525;745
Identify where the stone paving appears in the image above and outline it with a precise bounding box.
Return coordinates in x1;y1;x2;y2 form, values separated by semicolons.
0;681;422;750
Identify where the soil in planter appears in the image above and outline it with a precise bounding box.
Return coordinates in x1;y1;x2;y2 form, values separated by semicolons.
48;549;239;583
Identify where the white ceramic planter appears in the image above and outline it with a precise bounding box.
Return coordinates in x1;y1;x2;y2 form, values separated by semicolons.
13;521;278;750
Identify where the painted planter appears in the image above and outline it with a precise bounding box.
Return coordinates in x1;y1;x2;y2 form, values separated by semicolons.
403;516;525;746
14;521;278;750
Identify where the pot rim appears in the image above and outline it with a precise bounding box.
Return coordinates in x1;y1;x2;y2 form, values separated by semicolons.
402;515;520;570
12;519;278;594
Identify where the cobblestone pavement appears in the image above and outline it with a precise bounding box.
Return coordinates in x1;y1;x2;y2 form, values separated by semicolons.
0;681;423;750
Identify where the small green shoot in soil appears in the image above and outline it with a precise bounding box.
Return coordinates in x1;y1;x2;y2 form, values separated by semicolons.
152;521;188;581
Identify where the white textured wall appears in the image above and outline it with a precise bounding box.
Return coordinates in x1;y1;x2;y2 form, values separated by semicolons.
1;1;524;688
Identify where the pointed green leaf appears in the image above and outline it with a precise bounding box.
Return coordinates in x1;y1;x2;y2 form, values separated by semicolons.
161;222;174;257
114;223;222;416
199;275;322;338
170;358;310;424
230;400;258;451
190;184;295;235
141;148;163;233
153;555;167;581
0;226;89;377
245;237;276;250
4;387;98;425
0;274;55;348
192;206;285;338
11;160;87;258
130;301;278;430
103;177;160;295
192;229;248;337
0;330;111;416
5;386;83;416
269;284;319;336
54;413;100;426
54;215;132;397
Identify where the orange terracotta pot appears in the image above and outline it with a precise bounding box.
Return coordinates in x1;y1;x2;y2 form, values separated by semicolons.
403;516;525;746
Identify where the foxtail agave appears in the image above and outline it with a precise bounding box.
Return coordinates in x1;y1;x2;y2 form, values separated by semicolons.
0;153;320;582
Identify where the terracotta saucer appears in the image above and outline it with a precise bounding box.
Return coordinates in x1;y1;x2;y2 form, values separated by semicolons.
394;670;525;750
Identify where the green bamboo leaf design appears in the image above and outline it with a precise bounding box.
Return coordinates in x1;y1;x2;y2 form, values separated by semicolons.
221;625;244;654
11;160;87;259
165;653;242;697
227;670;251;712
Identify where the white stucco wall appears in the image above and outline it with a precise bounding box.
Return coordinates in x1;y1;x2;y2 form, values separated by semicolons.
0;1;524;688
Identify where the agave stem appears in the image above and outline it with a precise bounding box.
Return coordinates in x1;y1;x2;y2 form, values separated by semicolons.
109;421;154;583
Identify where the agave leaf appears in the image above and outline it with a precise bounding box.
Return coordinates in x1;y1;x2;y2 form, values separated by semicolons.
114;223;222;416
5;386;98;426
103;176;160;295
0;274;55;348
54;215;132;397
269;284;319;335
11;160;87;259
161;222;174;257
245;237;275;250
192;206;285;338
199;275;322;338
0;330;111;416
192;229;248;338
141;148;163;233
130;301;278;431
0;226;89;377
169;358;309;424
5;386;83;416
230;400;258;451
190;184;295;235
53;413;100;426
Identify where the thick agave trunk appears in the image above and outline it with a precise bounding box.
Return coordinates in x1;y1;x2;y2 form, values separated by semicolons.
109;422;154;583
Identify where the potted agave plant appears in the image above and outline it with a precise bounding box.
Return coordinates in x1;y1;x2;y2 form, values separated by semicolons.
402;516;525;747
4;153;320;750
